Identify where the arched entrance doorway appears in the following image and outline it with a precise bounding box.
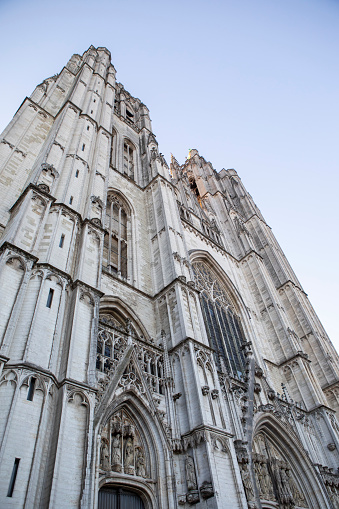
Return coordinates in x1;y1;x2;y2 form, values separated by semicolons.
98;487;145;509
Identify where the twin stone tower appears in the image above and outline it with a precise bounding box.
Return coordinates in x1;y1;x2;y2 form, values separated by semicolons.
0;46;338;509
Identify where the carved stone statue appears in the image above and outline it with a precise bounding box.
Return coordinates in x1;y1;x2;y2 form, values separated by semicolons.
186;456;198;491
261;461;274;499
111;433;122;472
186;491;200;504
101;440;109;470
199;480;214;499
240;462;255;502
254;460;265;498
136;448;146;477
124;437;134;474
286;469;307;508
280;466;294;505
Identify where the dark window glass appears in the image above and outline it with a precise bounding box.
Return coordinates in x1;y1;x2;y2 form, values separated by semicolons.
27;377;36;401
193;262;245;377
46;289;54;308
7;458;20;497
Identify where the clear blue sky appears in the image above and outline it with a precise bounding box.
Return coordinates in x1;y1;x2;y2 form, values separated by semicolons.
0;0;338;349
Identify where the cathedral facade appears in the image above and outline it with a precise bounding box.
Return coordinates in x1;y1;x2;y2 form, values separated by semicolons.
0;46;338;509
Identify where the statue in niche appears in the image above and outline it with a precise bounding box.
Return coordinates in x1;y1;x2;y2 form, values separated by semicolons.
124;437;134;474
240;462;255;502
254;460;265;498
111;434;122;472
280;466;294;504
261;461;274;499
286;469;307;507
186;456;198;491
136;448;146;477
101;439;109;470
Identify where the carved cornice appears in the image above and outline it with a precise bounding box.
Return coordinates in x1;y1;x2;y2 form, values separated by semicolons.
182;221;226;256
168;336;214;356
322;380;339;393
3;362;59;388
173;424;233;453
243;213;269;227
277;279;306;295
71;279;104;299
26;97;54;119
35;262;72;284
239;249;263;263
65;153;89;168
9;183;56;212
272;352;311;369
0;242;39;263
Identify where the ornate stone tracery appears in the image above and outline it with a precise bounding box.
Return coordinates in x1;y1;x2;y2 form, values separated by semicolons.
192;261;246;377
96;313;165;401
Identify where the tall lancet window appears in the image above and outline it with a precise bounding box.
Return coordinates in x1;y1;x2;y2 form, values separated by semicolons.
103;193;128;278
192;261;245;377
123;140;134;179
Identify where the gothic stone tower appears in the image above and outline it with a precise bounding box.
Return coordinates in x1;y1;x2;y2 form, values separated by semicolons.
0;46;338;509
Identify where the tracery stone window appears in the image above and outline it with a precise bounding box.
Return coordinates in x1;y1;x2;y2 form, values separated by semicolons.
192;261;245;377
96;314;129;373
103;193;128;278
123;140;134;179
96;313;165;396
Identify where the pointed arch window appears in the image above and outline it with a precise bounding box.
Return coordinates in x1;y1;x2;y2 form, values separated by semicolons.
109;130;117;169
192;261;245;377
123;140;134;179
103;193;128;278
96;312;165;395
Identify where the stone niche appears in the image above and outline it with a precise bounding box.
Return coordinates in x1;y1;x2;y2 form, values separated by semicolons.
100;409;148;478
36;163;59;194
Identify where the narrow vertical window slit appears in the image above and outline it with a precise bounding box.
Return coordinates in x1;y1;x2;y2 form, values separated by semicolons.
7;458;20;497
46;289;54;308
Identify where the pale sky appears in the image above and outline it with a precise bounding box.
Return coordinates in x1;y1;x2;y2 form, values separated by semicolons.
0;0;338;350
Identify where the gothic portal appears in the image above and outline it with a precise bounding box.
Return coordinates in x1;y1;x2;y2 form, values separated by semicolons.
0;46;338;509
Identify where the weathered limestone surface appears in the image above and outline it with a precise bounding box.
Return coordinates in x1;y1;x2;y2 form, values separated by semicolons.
0;46;338;509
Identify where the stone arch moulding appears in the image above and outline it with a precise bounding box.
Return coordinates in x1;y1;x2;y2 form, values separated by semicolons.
104;188;136;283
189;249;254;377
99;296;152;342
252;413;331;509
189;249;251;321
96;393;172;509
106;187;134;216
5;254;26;271
98;479;155;509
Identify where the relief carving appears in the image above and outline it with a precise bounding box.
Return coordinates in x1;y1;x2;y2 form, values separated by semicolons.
186;455;198;491
201;385;210;396
239;462;255;503
199;480;214;499
111;433;122;472
124;437;134;474
99;409;148;478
